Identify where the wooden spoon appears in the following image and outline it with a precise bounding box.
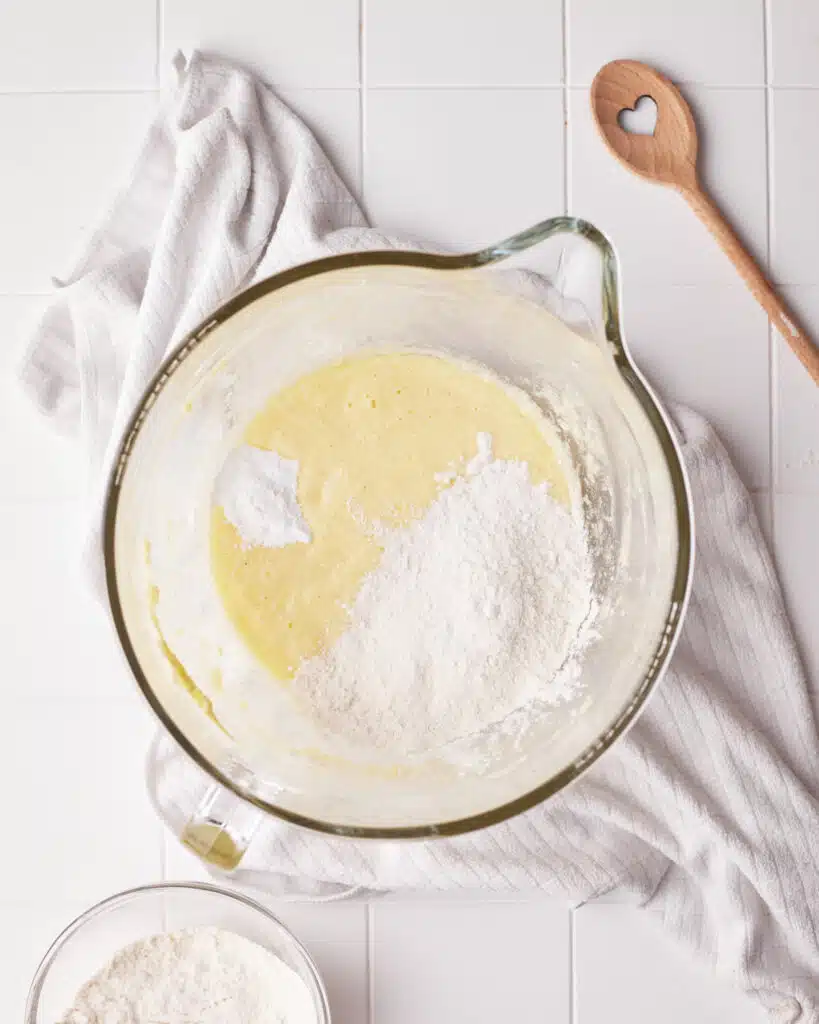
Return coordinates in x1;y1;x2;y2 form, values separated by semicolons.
590;58;819;387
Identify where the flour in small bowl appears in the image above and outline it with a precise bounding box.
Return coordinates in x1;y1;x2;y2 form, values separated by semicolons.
291;436;597;756
59;926;317;1024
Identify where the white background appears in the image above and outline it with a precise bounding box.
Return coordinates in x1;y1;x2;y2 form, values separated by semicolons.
2;0;817;1020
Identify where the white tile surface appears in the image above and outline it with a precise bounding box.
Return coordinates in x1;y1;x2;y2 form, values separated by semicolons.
568;0;765;86
575;905;768;1023
771;90;819;285
0;295;45;363
0;698;161;904
164;831;214;883
0;93;157;295
0;902;91;1022
775;287;819;490
366;0;563;86
279;89;362;195
371;899;570;1024
378;888;547;903
161;0;360;88
769;0;819;86
0;503;139;698
262;899;370;1024
569;86;768;285
0;0;156;92
622;281;770;488
0;297;87;500
364;88;564;248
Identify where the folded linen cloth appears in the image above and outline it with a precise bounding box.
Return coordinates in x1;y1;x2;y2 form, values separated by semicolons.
20;51;819;1022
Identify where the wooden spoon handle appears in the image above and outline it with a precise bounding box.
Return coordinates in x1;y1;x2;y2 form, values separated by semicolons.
682;183;819;385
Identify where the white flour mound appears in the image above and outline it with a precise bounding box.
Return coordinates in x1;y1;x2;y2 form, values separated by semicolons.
59;926;316;1024
215;444;310;549
292;451;597;756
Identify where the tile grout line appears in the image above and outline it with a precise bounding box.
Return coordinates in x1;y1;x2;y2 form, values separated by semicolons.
562;0;571;215
155;0;161;88
762;0;778;536
359;0;367;201
352;82;565;91
564;17;576;1020
0;88;160;97
158;827;167;884
1;84;817;99
346;82;816;91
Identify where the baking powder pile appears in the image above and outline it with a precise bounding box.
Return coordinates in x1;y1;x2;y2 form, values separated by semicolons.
215;444;311;548
291;440;597;755
59;926;316;1024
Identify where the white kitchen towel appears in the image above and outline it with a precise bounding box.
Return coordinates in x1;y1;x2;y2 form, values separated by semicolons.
19;52;819;1022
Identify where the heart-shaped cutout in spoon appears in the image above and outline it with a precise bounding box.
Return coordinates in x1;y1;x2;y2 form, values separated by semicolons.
590;58;819;388
617;94;657;136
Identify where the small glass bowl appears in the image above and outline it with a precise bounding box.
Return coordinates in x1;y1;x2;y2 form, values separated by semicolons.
25;881;331;1024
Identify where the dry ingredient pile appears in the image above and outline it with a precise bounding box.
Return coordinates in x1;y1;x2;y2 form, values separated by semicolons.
293;446;595;753
58;927;316;1024
218;431;597;756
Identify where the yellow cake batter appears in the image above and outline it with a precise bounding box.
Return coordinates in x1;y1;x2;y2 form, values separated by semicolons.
210;351;569;681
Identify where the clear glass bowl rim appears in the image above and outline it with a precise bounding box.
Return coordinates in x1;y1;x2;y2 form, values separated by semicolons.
24;880;332;1024
102;215;694;841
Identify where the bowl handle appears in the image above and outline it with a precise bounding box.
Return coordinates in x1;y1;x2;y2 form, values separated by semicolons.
179;783;264;871
145;731;263;872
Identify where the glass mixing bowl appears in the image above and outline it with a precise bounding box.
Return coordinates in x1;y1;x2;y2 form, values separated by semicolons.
25;882;330;1024
103;217;693;859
